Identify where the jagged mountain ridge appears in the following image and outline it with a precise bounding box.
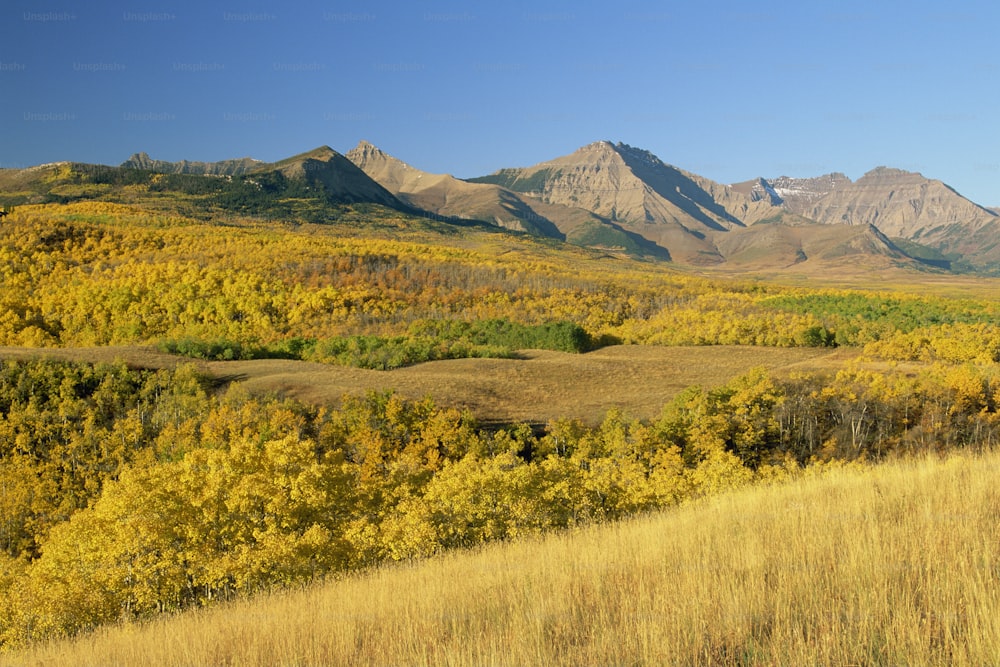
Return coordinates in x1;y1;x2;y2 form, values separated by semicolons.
121;152;262;176
466;141;914;268
116;141;957;270
739;167;999;268
731;173;854;210
345;141;672;259
791;167;997;239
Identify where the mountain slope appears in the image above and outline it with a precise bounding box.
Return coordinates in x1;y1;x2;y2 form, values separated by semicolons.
769;167;999;267
346;141;671;258
345;141;564;237
470;141;756;264
468;141;890;267
10;450;999;666
471;141;744;230
259;145;404;208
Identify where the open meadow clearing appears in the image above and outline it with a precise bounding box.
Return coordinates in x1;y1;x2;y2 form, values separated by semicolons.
0;344;856;425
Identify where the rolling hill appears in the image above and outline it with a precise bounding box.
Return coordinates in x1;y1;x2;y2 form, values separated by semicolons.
0;147;413;223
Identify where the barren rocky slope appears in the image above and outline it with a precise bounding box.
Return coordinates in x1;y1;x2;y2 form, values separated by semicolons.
346;141;671;257
737;168;1000;268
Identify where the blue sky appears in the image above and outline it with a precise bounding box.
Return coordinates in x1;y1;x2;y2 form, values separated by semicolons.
2;0;998;205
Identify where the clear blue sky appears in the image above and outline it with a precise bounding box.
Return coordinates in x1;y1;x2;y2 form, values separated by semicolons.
2;0;998;205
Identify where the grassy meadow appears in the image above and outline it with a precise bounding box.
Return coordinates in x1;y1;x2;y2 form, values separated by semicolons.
5;449;999;667
0;343;852;425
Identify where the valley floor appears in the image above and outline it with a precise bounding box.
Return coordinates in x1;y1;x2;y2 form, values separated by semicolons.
0;344;854;425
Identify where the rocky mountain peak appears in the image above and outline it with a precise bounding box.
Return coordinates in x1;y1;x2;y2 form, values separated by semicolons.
123;151;155;169
558;140;626;168
346;141;411;171
348;140;389;162
750;177;784;205
579;140;616;152
764;173;852;211
345;142;427;195
567;141;663;169
857;166;925;184
304;145;338;160
610;142;662;166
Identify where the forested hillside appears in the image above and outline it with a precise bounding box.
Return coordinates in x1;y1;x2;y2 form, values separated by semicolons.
2;201;999;360
9;449;1000;666
3;197;1000;648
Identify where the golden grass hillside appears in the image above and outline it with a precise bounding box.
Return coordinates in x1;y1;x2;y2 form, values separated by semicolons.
7;450;1000;666
0;343;854;424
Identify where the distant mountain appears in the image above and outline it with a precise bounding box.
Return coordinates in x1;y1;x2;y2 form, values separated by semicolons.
756;167;999;268
347;141;672;258
257;145;403;208
731;173;853;211
469;141;841;265
121;152;261;176
470;142;730;263
470;141;738;228
345;141;565;237
465;141;943;270
788;167;996;236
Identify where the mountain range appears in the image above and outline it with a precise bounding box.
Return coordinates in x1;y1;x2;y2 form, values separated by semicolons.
3;141;998;273
345;139;998;272
120;151;262;176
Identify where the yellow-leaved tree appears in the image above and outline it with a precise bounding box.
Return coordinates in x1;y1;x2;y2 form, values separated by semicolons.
2;430;357;646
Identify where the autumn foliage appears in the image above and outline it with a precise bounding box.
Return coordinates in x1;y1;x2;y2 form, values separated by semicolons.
3;355;1000;645
4;200;1000;648
3;201;998;361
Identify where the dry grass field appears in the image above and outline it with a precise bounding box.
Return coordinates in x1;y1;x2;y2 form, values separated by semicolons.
0;344;855;425
6;449;999;666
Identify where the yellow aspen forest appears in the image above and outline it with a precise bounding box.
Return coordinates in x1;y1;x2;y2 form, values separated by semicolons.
3;199;1000;651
